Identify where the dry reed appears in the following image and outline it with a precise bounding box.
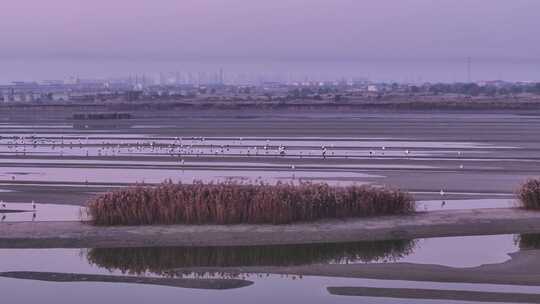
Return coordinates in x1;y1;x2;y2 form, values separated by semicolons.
518;178;540;210
87;180;415;226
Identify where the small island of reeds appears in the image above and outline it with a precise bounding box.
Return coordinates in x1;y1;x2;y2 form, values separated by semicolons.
87;181;415;226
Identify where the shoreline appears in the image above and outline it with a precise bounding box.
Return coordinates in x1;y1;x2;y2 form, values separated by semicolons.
170;249;540;287
1;208;540;248
3;99;540;112
0;271;253;290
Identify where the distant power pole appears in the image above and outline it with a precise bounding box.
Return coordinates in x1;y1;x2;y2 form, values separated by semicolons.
467;57;472;83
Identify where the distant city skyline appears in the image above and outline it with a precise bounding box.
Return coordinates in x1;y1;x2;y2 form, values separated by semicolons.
1;0;539;83
1;58;539;85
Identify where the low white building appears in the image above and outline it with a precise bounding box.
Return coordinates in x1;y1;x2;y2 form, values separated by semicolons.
367;85;379;92
51;92;70;102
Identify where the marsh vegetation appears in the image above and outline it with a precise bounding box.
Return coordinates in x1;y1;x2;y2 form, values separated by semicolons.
87;181;415;226
518;179;540;210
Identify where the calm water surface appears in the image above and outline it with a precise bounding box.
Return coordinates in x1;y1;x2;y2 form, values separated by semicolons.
0;234;539;304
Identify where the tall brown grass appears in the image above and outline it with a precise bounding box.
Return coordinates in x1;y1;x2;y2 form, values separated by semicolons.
87;180;415;226
517;179;540;210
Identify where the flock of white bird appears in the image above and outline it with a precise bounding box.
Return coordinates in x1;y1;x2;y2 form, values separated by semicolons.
0;135;463;221
1;135;444;159
3;138;333;160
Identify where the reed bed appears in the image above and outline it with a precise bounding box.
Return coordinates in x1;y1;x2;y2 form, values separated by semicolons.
515;234;540;250
87;240;417;275
517;178;540;210
87;180;415;226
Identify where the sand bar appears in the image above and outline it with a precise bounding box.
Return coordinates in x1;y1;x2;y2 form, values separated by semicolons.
1;208;540;248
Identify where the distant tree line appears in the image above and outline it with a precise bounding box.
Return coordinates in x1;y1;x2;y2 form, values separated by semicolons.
421;82;540;96
287;87;339;100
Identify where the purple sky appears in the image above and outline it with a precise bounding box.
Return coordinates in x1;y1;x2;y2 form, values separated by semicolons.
1;0;539;82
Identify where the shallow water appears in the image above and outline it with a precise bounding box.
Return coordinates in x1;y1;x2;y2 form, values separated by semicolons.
0;166;381;185
2;113;540;302
2;275;540;304
418;198;517;211
0;133;517;159
0;203;85;222
0;130;530;203
0;234;538;304
0;158;440;170
0;235;524;271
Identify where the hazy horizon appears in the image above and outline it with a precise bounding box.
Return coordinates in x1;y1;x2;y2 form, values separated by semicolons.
1;0;539;83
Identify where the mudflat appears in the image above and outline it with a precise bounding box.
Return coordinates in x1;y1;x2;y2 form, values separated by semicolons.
1;208;540;248
0;271;253;290
2;109;540;205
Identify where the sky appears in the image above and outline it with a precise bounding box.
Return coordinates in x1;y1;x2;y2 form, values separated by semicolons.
1;0;539;83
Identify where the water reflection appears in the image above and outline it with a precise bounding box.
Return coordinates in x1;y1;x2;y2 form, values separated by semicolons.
86;240;417;276
2;234;540;303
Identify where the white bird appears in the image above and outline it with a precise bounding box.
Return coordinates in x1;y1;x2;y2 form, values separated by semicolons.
291;165;296;170
32;200;36;210
440;189;445;197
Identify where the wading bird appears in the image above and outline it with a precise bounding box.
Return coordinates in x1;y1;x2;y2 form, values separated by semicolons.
440;189;446;207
